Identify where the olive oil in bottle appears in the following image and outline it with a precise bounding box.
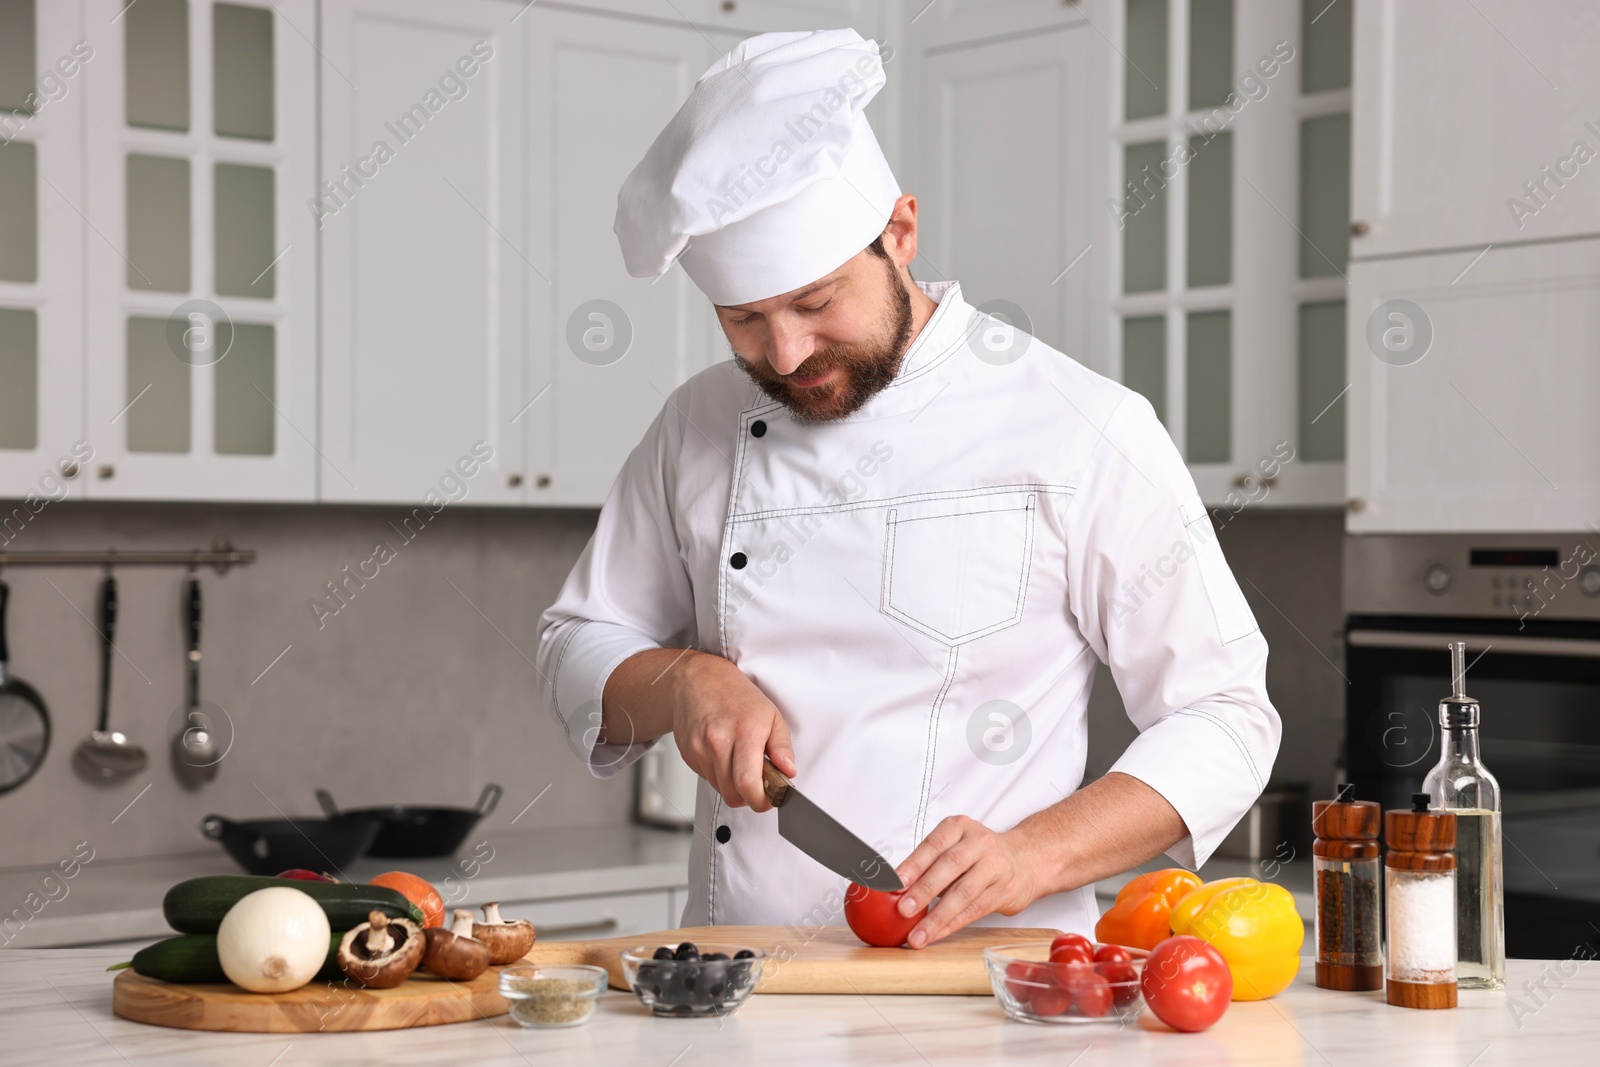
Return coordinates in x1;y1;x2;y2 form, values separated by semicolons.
1421;643;1505;989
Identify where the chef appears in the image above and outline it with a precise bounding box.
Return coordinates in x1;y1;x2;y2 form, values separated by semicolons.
536;29;1280;947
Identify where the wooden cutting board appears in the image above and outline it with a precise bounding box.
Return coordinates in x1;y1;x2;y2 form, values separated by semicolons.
522;924;1058;995
112;966;509;1033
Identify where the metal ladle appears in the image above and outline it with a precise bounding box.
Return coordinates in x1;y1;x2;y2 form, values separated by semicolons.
172;572;219;786
73;571;148;781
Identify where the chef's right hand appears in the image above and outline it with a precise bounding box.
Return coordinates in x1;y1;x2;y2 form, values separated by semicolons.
668;651;796;813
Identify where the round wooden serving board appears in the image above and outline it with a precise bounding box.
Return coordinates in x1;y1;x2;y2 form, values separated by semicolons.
112;967;509;1033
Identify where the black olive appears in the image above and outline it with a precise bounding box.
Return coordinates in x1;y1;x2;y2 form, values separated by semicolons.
675;942;700;961
734;949;755;959
673;1003;695;1016
653;946;674;960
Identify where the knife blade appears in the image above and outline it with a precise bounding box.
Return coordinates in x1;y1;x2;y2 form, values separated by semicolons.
761;761;904;892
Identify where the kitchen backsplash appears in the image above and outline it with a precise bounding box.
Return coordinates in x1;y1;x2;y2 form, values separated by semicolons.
1085;509;1346;801
0;502;1343;870
0;502;623;869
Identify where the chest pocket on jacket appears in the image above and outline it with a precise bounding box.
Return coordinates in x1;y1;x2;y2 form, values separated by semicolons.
880;495;1037;646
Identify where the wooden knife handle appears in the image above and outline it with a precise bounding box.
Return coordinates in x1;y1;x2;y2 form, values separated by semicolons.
761;760;791;808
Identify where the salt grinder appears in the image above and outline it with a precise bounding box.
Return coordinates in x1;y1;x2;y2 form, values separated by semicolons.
1384;793;1458;1008
1313;783;1383;990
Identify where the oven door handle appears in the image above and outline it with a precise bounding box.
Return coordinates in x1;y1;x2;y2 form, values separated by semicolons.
1348;629;1600;658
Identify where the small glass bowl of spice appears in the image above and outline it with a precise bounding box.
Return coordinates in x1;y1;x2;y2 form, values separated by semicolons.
499;964;607;1029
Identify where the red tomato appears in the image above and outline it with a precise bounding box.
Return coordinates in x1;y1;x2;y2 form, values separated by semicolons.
1092;943;1137;993
1140;936;1233;1033
1069;971;1113;1017
1003;961;1046;1009
1028;980;1073;1016
843;884;925;948
1050;933;1094;959
1049;943;1093;965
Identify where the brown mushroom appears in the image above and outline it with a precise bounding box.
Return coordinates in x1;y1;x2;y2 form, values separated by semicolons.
423;909;492;981
472;901;536;965
336;909;424;988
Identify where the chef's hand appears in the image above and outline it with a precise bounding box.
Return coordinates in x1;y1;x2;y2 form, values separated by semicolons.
668;651;797;813
894;816;1042;949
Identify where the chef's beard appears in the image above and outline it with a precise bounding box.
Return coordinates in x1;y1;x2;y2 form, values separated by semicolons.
733;253;915;424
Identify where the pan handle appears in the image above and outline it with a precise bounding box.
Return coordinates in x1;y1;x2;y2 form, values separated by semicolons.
0;579;10;667
315;789;340;818
201;814;228;840
475;783;503;817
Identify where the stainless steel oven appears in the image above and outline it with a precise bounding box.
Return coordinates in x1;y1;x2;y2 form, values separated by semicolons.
1344;534;1600;958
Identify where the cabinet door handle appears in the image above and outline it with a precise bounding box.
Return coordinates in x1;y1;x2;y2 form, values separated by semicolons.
535;917;620;938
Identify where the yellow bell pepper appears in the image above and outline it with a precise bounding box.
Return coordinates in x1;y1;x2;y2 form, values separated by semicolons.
1185;880;1304;1001
1169;877;1258;936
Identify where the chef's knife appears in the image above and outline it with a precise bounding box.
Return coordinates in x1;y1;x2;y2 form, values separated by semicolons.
761;761;904;892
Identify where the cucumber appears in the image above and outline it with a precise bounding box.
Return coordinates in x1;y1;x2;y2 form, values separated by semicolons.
163;875;423;934
128;932;347;984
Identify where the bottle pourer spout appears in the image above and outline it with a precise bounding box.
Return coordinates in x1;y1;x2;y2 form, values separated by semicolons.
1450;641;1468;700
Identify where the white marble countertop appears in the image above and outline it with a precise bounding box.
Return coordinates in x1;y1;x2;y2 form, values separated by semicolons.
0;824;693;948
2;949;1590;1066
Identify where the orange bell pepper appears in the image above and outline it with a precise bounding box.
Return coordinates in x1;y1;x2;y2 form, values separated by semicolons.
1096;868;1204;950
1116;868;1203;908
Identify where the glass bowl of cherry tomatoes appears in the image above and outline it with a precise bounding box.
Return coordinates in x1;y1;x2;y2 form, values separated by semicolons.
984;935;1147;1025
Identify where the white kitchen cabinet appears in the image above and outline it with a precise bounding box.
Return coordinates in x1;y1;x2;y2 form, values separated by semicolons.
1350;0;1600;258
522;7;727;506
556;0;876;32
319;0;528;504
907;0;1086;51
0;0;87;503
908;20;1094;372
707;0;880;34
82;0;320;501
1345;237;1600;533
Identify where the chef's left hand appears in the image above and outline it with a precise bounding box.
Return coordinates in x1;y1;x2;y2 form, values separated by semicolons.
894;816;1042;949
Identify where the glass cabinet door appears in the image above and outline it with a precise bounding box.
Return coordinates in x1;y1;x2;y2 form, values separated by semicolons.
0;0;87;501
81;0;317;501
1112;0;1350;506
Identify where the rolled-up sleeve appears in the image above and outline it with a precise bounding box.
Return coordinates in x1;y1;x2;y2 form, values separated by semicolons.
1063;393;1281;869
535;401;697;778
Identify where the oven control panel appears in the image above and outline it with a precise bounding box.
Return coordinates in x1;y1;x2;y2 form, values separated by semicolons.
1346;535;1600;620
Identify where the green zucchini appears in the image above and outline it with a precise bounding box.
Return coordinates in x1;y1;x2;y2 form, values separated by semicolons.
163;876;423;934
127;932;347;984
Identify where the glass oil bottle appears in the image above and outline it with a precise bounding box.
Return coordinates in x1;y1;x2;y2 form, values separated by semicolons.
1421;641;1505;989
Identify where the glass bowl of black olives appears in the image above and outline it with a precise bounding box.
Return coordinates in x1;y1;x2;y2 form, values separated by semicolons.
619;942;765;1017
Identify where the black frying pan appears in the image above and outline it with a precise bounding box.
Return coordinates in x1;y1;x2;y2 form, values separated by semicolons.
0;580;51;796
202;812;382;875
316;783;502;858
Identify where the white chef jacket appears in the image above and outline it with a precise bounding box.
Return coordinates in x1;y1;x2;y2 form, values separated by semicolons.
535;279;1280;936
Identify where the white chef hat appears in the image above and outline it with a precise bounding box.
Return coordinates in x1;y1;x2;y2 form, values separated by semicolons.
614;29;901;307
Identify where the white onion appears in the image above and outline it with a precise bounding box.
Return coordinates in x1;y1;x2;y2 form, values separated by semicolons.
216;887;331;993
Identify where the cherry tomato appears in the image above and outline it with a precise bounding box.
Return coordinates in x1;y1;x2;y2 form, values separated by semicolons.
1141;935;1233;1033
1028;979;1073;1016
1069;970;1113;1017
1092;944;1139;1004
1050;933;1094;959
843;884;925;948
1049;943;1093;965
1003;961;1047;1009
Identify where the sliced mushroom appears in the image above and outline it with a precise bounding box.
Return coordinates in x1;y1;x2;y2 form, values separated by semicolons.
472;901;536;965
423;909;492;981
336;909;424;988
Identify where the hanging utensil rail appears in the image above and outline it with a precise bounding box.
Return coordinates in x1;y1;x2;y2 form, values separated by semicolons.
0;539;256;575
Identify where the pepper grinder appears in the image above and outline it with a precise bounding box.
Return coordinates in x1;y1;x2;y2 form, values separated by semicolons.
1384;793;1457;1009
1313;783;1383;991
